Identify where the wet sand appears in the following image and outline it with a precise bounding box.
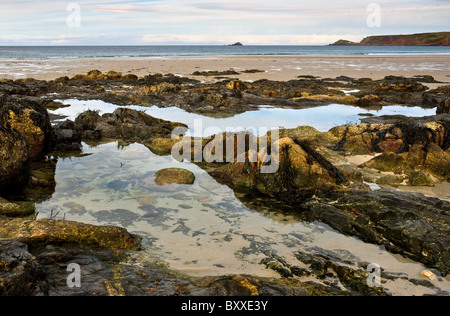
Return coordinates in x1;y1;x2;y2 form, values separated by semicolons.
1;55;449;87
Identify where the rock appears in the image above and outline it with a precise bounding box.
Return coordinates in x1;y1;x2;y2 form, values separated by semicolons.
377;139;403;153
0;197;35;217
357;94;383;107
297;94;359;106
299;189;450;275
195;274;307;296
408;171;435;187
0;241;48;296
0;99;55;160
437;98;450;114
53;120;82;151
376;174;405;187
0;198;21;216
226;80;248;91
145;138;180;156
328;124;377;155
0;218;140;250
0;126;30;193
75;108;187;142
421;270;437;280
1;239;311;296
74;110;102;131
143;83;179;94
424;143;450;180
211;137;346;196
106;71;122;80
362;142;450;182
122;74;138;80
155;168;195;186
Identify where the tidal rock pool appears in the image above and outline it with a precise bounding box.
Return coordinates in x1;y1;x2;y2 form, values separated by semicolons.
36;141;450;295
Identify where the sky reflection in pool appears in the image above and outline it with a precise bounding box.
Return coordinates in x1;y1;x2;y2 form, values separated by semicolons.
52;99;436;137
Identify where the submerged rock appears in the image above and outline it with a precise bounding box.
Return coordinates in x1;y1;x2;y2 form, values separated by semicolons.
155;168;195;186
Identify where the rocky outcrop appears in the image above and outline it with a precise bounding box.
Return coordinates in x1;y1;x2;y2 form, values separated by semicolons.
0;239;309;296
326;115;450;183
0;99;55;161
297;189;450;276
74;108;187;142
211;137;346;196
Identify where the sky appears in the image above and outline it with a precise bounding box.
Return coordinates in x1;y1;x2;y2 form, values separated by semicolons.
0;0;449;45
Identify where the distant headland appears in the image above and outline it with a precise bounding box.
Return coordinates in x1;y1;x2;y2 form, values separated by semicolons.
228;42;243;46
331;32;450;46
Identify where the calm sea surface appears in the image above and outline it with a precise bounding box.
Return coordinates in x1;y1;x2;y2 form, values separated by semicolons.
0;45;449;59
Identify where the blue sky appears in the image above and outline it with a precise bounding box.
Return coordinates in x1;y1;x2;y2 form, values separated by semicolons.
0;0;448;45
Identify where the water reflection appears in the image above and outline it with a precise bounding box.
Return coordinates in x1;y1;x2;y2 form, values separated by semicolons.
51;99;437;136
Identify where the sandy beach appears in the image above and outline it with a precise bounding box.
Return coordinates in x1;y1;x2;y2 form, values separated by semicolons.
1;55;449;86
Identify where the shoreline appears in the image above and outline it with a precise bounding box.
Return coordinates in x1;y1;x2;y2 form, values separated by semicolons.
1;54;449;86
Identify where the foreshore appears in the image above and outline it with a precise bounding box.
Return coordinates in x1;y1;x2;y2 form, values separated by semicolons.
1;55;449;87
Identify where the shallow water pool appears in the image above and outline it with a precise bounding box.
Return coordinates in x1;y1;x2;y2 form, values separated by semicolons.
36;141;450;295
51;99;436;137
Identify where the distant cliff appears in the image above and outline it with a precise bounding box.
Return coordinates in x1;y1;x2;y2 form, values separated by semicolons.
332;32;450;46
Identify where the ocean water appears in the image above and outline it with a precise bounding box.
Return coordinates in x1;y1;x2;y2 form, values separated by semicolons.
1;45;449;59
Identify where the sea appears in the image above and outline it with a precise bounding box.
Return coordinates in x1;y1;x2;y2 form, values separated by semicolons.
0;45;449;59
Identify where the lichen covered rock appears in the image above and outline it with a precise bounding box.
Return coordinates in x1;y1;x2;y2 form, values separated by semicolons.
211;137;346;195
0;126;30;193
0;100;55;160
0;218;140;250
